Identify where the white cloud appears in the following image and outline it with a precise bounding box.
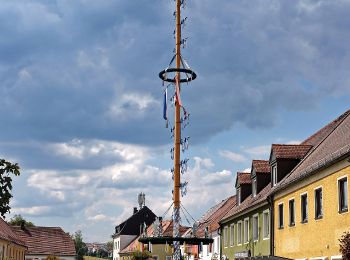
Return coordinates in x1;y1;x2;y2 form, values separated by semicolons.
244;145;271;157
12;206;51;216
219;150;247;162
286;140;302;145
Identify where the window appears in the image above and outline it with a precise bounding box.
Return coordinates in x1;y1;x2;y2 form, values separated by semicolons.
315;188;323;219
237;187;241;205
243;218;249;243
252;214;259;241
278;203;284;228
272;165;277;186
263;210;270;238
301;193;308;223
338;177;348;213
166;257;172;260
237;221;242;245
289;199;295;226
224;226;228;247
230;224;234;246
252;178;257;197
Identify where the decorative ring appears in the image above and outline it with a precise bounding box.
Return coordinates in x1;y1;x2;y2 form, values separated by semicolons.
159;68;197;83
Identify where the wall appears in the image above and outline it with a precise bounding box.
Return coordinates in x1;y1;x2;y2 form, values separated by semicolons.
25;255;75;260
113;235;136;260
0;240;26;260
221;205;270;260
274;161;350;259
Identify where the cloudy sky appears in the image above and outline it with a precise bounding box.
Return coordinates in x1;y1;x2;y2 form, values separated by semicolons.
1;0;350;242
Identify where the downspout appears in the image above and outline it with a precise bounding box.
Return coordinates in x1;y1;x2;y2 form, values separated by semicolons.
218;223;222;260
267;194;274;256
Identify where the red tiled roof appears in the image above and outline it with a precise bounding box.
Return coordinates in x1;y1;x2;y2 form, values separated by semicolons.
0;218;26;247
120;220;190;254
274;109;350;192
197;195;236;237
12;226;76;256
236;172;251;186
271;144;312;160
252;160;270;174
221;184;271;223
301;109;350;146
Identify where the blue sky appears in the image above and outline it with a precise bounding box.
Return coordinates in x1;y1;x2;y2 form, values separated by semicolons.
1;0;350;242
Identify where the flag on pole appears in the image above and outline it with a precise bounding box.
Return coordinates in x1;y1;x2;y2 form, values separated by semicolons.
163;88;168;128
175;76;183;107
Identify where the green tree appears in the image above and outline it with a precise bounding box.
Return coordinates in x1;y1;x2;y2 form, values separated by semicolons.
106;241;113;256
8;214;35;227
72;230;88;260
0;159;20;218
131;250;151;260
339;231;350;260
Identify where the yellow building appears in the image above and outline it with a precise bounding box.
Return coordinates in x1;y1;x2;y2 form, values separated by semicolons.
0;218;26;260
273;109;350;260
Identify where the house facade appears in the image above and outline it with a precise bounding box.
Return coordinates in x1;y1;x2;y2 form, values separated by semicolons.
221;163;271;260
273;109;350;260
194;195;236;260
0;218;26;260
112;201;156;260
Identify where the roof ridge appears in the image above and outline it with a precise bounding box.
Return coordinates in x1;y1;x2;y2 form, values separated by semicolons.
301;109;350;145
273;109;350;192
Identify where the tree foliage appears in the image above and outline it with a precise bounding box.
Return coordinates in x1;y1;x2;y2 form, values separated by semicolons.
72;230;88;260
45;255;60;260
340;231;350;260
0;159;20;218
8;214;35;227
131;250;152;260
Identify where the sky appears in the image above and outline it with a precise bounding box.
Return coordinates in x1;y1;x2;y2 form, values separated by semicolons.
1;0;350;242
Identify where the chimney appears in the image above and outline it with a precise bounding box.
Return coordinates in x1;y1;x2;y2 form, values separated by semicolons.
133;207;138;214
20;220;25;230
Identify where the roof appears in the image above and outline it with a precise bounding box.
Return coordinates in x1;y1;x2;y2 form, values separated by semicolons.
221;184;271;223
0;218;26;247
252;160;270;174
114;206;156;236
12;226;76;256
270;144;312;160
120;220;189;254
236;172;252;187
196;196;236;237
274;109;350;192
301;109;350;146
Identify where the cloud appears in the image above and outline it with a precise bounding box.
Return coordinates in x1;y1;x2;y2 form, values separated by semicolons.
243;145;271;157
219;150;247;162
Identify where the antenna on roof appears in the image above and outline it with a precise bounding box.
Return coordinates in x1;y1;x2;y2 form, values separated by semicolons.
138;192;145;209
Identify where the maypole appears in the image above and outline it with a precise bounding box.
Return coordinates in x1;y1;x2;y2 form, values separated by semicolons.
139;1;213;258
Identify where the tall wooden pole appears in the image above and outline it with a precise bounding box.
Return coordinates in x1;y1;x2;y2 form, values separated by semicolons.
173;0;181;259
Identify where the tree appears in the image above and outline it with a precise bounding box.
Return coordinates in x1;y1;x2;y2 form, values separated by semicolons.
45;255;60;260
106;241;114;257
72;230;88;260
0;159;20;218
339;231;350;260
8;214;35;227
131;250;152;260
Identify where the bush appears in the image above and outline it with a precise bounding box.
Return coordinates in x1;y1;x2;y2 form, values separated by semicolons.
339;231;350;260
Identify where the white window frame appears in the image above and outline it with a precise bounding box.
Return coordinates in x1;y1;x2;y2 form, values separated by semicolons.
300;192;308;223
263;209;270;239
289;198;295;227
224;226;228;248
314;186;323;219
278;202;284;228
337;175;348;213
243;217;249;244
230;224;234;246
272;165;277;186
237;221;242;245
252;178;257;197
252;214;259;242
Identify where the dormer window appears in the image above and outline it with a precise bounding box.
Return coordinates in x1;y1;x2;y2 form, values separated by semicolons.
237;187;241;205
272;165;277;186
252;178;257;197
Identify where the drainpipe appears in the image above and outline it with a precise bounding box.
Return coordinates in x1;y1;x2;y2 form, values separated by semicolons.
218;223;222;260
267;194;274;256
